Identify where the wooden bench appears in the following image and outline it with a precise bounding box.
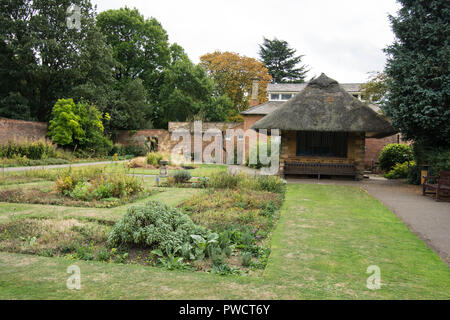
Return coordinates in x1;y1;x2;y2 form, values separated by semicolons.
284;161;357;179
423;171;450;201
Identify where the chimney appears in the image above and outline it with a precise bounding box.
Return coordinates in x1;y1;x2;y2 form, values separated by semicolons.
249;78;260;107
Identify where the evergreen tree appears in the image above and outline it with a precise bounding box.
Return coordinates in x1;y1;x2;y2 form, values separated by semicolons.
258;37;309;83
384;0;450;148
0;0;113;121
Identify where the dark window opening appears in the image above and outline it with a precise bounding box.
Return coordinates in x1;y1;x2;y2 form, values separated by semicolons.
296;131;348;158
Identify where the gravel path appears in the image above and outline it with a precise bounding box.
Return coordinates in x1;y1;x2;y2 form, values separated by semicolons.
287;176;450;266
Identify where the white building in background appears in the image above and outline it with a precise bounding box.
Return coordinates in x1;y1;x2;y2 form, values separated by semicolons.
267;82;364;102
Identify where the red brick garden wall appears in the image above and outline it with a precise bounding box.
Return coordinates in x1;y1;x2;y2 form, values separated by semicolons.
116;129;174;153
0;118;48;144
364;134;402;170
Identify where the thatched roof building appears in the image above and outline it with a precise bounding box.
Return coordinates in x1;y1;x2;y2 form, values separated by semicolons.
252;73;395;138
251;74;397;179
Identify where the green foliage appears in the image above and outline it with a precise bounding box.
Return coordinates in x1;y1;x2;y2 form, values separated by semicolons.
211;263;241;276
246;141;272;169
155;54;231;128
378;144;413;172
253;176;286;194
259;37;308;83
104;78;153;131
385;161;416;179
240;252;253;267
384;0;450;147
48;99;112;156
208;172;286;194
155;254;191;271
96;7;170;93
55;167;143;200
195;176;210;189
48;99;84;146
107;201;207;255
407;143;450;184
110;144;147;157
96;7;171;129
360;71;388;104
0;0;113;121
209;172;241;189
0;141;57;160
172;170;192;184
146;152;164;166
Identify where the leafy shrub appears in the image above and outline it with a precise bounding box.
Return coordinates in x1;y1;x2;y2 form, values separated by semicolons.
384;161;416;179
0;141;57;160
240;252;253;267
152;251;191;270
406;145;450;185
69;182;93;201
55;168;143;200
211;263;241;275
121;145;147;157
208;172;286;194
172;170;192;184
146;152;164;166
423;148;450;176
252;176;286;194
107;201;207;255
378;144;413;172
246;140;275;169
48;99;113;156
55;175;78;195
96;248;111;262
195;176;210;188
209;172;241;189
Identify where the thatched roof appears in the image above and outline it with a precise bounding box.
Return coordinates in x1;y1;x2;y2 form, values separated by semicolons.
252;74;396;138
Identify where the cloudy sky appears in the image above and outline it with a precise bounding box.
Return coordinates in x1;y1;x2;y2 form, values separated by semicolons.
92;0;401;83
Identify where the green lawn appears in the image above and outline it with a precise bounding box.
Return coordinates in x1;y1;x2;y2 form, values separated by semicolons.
0;184;449;299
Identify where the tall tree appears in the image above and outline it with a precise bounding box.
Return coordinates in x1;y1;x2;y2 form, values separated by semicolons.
384;0;450;148
96;7;171;102
0;0;113;121
200;51;272;115
258;37;309;83
155;47;232;128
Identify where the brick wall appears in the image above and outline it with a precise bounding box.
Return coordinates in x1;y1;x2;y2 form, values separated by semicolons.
116;129;174;153
364;134;401;170
116;122;246;159
0;118;48;144
243;115;263;131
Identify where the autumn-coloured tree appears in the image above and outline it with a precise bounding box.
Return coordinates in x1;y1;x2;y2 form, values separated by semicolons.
200;52;272;115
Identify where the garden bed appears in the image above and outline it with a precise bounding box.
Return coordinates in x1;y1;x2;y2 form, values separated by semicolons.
0;166;151;208
0;187;154;208
0;171;286;276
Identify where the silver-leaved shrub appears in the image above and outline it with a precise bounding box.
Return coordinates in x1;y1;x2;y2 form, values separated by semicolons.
107;201;207;255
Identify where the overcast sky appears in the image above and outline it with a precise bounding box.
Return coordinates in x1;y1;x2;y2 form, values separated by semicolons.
92;0;401;83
